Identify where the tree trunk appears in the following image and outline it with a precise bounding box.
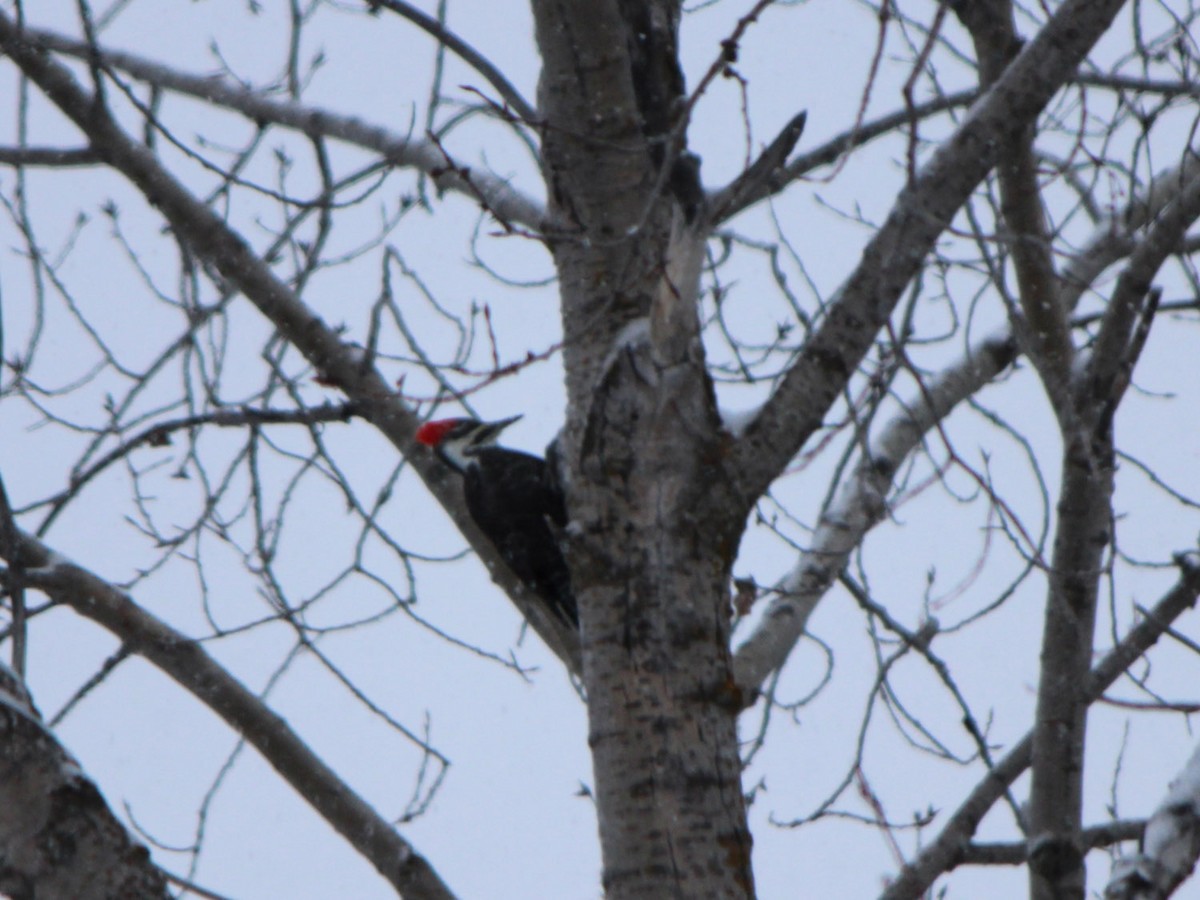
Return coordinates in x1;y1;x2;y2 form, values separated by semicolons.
0;666;171;900
571;330;752;897
532;3;755;893
1029;424;1115;899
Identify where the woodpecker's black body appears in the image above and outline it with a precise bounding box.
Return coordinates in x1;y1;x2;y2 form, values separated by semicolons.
415;417;577;628
463;446;576;626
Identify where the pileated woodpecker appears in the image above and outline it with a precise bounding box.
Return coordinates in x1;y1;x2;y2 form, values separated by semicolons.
415;416;577;628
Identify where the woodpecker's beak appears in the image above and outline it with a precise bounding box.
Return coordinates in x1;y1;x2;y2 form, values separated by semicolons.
480;415;522;443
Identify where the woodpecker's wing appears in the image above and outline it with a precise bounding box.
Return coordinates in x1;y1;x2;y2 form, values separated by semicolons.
463;447;576;626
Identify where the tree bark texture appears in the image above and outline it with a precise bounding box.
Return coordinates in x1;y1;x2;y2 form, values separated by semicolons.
533;2;753;895
1029;428;1116;900
528;0;1136;895
0;665;171;900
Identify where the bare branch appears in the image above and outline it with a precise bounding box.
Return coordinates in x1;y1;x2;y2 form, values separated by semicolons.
712;90;979;221
25;402;358;521
1074;72;1200;98
0;11;580;674
18;24;546;230
962;819;1144;866
7;530;457;899
370;0;537;124
881;551;1200;900
707;111;806;226
0;145;99;166
730;0;1131;506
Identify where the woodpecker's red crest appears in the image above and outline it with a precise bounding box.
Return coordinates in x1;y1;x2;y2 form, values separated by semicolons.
415;418;467;448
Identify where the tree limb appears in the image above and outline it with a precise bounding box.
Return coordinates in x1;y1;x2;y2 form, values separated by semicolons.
1021;140;1200;897
707;110;807;225
710;90;978;222
7;530;457;900
963;819;1144;866
1020;140;1200;899
0;13;581;672
16;23;546;231
881;550;1200;900
1084;158;1200;403
0;145;99;166
706;64;1200;224
732;333;1019;695
730;0;1130;507
954;0;1074;416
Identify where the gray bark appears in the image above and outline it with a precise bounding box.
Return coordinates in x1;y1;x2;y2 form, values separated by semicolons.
529;0;1132;894
0;662;171;900
532;2;754;893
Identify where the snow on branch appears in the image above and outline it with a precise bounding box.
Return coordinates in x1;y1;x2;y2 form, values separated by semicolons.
1106;741;1200;899
882;551;1200;900
732;333;1018;694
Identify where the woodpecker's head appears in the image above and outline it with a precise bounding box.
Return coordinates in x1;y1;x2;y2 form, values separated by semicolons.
415;415;520;471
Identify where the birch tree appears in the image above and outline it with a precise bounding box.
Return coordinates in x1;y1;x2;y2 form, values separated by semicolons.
1;1;1199;898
